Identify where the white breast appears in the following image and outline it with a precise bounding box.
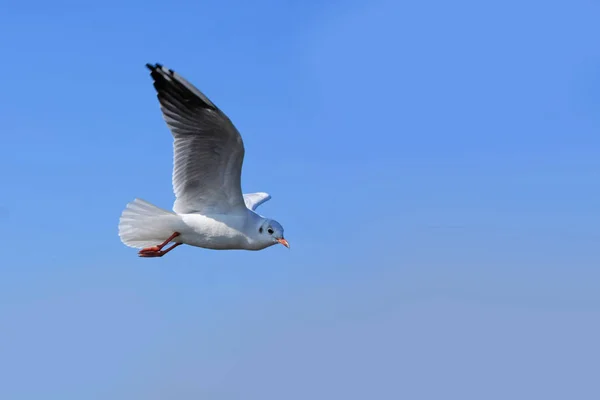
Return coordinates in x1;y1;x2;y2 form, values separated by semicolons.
178;213;251;250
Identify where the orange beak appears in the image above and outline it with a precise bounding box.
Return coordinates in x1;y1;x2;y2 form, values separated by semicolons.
277;238;290;248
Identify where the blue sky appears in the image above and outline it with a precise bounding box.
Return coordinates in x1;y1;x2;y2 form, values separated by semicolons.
1;0;599;398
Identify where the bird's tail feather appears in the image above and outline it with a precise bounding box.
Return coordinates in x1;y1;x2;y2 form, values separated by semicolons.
118;198;182;249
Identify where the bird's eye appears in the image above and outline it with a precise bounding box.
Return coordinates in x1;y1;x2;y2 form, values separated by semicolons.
267;228;274;235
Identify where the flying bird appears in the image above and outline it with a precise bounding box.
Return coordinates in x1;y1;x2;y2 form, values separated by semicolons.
118;63;289;257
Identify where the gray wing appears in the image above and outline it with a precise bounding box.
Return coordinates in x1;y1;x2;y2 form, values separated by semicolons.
243;192;271;211
146;63;246;214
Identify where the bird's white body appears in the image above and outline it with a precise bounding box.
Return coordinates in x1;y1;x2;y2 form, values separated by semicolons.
179;213;251;249
178;210;269;250
119;197;278;252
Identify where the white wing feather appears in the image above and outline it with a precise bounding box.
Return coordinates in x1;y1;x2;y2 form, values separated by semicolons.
147;63;246;215
243;192;271;211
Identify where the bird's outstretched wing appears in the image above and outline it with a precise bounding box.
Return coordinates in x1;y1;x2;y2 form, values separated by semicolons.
243;192;271;211
146;63;246;214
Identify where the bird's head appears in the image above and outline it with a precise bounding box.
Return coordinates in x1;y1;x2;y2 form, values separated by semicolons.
257;219;289;248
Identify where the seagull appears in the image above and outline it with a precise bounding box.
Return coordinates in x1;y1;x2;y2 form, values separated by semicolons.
118;63;289;257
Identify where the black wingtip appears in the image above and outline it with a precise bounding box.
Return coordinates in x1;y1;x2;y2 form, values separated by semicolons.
145;63;163;72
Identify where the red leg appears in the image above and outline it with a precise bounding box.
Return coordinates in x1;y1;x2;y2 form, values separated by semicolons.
138;242;182;258
138;232;181;257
